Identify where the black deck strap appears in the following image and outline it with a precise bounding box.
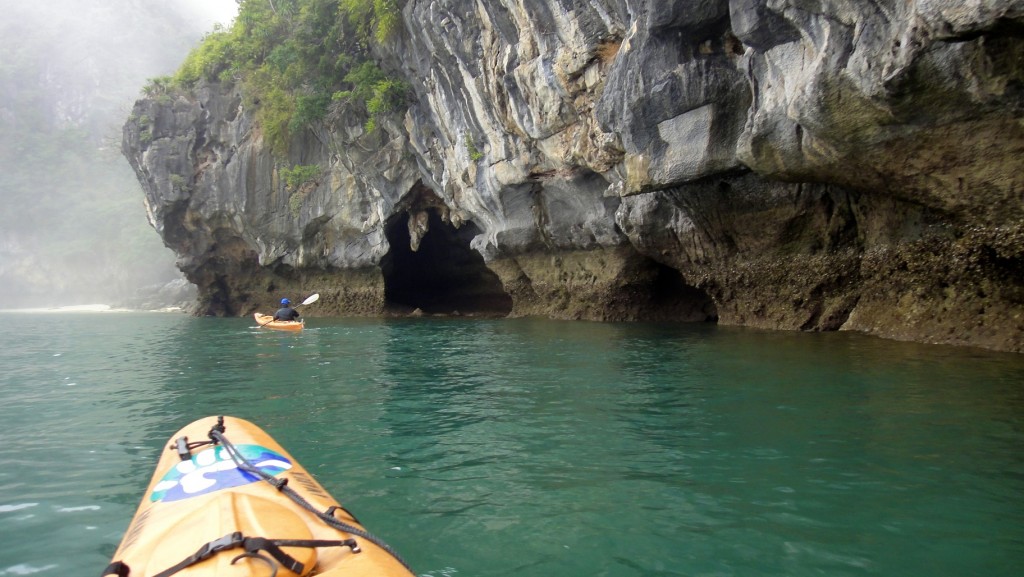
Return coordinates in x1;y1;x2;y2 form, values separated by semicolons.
152;532;245;577
101;561;130;576
171;436;220;461
149;532;359;577
238;537;305;574
174;437;190;461
169;417;227;461
274;537;362;554
230;552;278;576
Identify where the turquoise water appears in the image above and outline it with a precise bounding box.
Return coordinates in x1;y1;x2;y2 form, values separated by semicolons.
0;312;1022;576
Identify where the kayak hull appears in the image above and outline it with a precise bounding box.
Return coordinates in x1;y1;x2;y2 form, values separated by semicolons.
106;416;413;577
254;312;304;332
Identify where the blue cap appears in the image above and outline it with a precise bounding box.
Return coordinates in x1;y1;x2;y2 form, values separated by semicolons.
281;298;291;305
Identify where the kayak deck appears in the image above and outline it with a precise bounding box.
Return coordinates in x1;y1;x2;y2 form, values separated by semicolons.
105;416;413;577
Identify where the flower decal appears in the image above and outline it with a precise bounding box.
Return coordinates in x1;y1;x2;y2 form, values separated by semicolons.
150;445;291;502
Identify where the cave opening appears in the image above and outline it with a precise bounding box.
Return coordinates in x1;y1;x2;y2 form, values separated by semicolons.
381;209;513;317
638;261;719;322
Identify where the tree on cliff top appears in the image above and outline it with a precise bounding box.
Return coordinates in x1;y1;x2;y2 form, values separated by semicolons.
172;0;408;155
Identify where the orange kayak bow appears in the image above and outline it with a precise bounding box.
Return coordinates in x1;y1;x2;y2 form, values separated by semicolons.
103;416;414;577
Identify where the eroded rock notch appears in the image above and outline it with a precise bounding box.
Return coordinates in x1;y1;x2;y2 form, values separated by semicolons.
382;186;512;316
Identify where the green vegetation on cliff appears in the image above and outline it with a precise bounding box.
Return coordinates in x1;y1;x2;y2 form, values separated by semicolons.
173;0;408;155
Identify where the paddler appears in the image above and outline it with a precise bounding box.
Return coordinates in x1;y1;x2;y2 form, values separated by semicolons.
272;298;302;322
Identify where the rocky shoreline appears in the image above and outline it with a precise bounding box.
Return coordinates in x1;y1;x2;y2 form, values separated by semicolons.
123;1;1024;352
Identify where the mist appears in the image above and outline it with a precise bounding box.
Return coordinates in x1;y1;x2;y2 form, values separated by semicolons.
0;0;238;309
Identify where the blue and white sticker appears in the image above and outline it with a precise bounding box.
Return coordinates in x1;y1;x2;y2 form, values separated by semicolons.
150;445;292;502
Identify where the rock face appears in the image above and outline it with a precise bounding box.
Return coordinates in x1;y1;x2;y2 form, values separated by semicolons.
123;0;1024;352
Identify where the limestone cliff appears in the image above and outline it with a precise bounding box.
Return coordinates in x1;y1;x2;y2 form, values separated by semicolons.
123;0;1024;352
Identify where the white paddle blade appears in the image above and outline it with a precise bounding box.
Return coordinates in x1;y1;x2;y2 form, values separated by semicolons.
301;293;320;306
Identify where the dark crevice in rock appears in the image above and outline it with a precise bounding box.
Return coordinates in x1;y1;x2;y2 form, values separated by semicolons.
204;276;238;317
638;261;719;322
656;263;718;322
381;209;512;317
608;258;719;323
942;18;1024;44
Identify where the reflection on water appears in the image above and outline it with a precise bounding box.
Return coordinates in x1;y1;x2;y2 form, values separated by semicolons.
0;314;1021;576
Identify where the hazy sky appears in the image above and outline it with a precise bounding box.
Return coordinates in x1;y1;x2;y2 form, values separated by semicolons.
0;0;243;307
181;0;238;27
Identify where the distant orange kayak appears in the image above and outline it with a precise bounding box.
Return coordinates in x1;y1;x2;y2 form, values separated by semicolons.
103;416;414;577
254;312;304;332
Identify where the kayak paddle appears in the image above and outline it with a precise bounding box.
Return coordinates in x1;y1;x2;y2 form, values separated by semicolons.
297;293;320;307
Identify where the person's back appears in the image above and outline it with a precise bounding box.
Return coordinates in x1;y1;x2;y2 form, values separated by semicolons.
273;298;301;321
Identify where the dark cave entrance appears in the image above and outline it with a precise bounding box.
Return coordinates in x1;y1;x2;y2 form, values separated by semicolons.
633;260;719;323
381;208;513;317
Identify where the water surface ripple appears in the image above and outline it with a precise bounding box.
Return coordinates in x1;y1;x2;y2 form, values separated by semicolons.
0;314;1021;576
